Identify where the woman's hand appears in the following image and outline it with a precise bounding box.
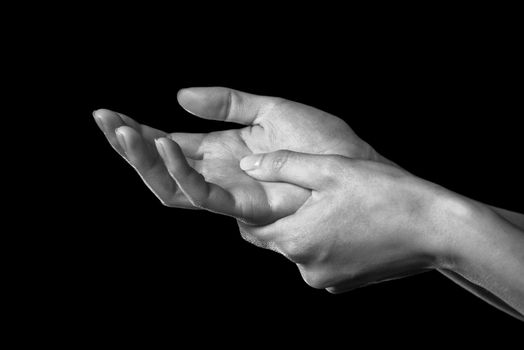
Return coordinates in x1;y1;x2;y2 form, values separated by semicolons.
237;150;445;291
93;87;378;224
94;87;524;319
237;150;524;318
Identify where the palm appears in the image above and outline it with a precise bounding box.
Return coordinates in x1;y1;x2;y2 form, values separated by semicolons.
95;87;375;224
184;99;374;224
181;129;298;224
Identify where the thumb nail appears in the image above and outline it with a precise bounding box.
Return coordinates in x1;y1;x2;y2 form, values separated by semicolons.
240;154;262;171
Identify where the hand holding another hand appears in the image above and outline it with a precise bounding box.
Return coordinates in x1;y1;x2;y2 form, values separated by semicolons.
93;87;379;225
94;86;524;318
237;150;448;292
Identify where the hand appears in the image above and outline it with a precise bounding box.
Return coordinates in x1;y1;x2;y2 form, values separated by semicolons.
93;87;378;224
95;87;524;317
237;150;445;292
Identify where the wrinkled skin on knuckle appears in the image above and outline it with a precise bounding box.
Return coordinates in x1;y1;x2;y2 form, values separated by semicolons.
269;151;290;173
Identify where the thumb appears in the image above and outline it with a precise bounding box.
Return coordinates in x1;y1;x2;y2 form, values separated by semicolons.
240;150;337;190
177;86;276;125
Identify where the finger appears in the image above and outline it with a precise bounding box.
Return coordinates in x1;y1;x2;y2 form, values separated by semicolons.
239;150;339;190
94;109;205;160
168;132;206;160
115;126;195;209
155;137;237;216
117;111;167;141
177;87;277;125
93;109;167;158
93;109;128;158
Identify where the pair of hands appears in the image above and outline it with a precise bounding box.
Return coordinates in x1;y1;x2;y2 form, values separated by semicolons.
93;87;443;292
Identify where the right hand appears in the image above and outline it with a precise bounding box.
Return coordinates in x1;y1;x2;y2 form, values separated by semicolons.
237;149;442;292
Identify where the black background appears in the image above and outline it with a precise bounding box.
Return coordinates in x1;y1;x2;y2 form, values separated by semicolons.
22;6;523;344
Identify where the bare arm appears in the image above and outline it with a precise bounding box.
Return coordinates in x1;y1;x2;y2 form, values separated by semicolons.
491;206;524;229
94;87;523;320
237;150;524;320
438;201;524;320
383;156;524;320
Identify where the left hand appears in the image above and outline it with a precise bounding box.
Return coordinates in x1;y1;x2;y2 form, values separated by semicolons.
237;150;448;292
94;87;374;225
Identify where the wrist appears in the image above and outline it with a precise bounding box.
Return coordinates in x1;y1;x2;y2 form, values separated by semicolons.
425;185;523;276
404;176;524;315
414;182;482;270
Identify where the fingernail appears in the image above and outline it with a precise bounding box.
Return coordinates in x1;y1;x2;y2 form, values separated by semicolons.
92;110;106;133
155;139;166;159
115;128;127;153
240;154;261;171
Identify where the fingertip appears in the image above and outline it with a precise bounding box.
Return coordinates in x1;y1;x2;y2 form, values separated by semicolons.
176;88;187;101
115;125;140;148
92;108;104;119
176;88;202;116
115;126;128;152
92;109;105;131
115;125;134;137
154;137;168;160
239;154;262;172
93;108;117;120
155;137;184;160
154;136;173;149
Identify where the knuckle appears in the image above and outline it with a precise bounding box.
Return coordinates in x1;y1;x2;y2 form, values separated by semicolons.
270;151;290;172
224;89;235;120
320;156;342;179
319;155;351;186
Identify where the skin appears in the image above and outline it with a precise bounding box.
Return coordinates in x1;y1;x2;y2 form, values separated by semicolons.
238;150;524;319
93;87;376;225
93;87;524;320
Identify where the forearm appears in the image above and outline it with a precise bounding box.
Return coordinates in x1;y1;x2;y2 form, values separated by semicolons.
438;269;524;320
381;151;524;319
434;193;524;319
490;205;524;230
